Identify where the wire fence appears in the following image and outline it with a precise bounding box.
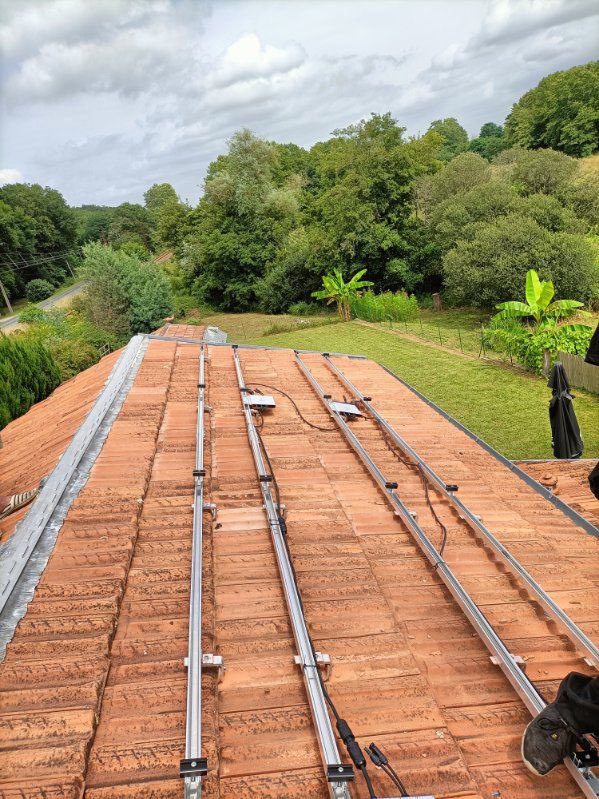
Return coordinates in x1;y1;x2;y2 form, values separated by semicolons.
367;316;516;365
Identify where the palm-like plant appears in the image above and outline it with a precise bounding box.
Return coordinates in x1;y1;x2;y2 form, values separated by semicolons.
312;268;373;321
494;269;587;330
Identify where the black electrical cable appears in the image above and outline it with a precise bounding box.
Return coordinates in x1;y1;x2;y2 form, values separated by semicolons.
366;742;408;796
250;406;379;798
369;411;449;558
247;382;336;431
360;764;377;799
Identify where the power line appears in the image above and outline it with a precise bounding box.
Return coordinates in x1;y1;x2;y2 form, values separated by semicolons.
0;248;81;272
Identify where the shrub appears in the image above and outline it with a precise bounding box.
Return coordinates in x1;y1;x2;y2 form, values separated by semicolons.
0;332;61;427
80;242;173;334
350;290;419;322
443;215;598;307
486;321;593;373
25;279;54;302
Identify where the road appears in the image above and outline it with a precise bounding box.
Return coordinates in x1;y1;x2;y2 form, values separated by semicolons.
0;281;87;331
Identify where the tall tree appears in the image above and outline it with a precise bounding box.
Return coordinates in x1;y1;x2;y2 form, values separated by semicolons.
427;118;469;162
468;122;508;160
505;61;599;156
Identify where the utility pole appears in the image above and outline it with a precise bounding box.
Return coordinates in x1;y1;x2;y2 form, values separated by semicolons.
0;278;13;314
65;259;75;278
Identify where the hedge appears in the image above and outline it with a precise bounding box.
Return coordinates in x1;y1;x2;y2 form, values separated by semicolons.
0;333;61;428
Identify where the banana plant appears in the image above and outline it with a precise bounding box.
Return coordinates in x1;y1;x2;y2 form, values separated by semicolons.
494;269;588;331
312;268;373;321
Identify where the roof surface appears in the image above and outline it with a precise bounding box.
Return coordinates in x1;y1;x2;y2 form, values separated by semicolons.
1;324;598;799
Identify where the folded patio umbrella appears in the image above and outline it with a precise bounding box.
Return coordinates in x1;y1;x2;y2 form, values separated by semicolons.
584;323;599;365
548;362;583;459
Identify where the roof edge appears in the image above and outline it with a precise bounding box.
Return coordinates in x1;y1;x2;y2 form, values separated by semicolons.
379;363;599;540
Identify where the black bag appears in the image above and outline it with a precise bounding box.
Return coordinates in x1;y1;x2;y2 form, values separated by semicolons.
585;324;599;366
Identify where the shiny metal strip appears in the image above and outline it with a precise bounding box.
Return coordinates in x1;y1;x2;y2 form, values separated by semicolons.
0;335;147;626
295;352;599;799
232;347;351;799
325;354;599;669
183;345;207;799
378;363;598;539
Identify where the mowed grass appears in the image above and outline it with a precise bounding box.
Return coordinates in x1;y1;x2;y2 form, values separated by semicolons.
249;322;599;460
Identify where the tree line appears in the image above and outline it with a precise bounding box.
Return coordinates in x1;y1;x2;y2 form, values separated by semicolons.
172;61;598;314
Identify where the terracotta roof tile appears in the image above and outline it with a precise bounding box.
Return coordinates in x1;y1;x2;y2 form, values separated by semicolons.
0;339;597;798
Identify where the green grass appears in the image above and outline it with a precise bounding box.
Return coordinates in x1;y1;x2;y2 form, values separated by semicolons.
186;311;337;342
249;322;599;460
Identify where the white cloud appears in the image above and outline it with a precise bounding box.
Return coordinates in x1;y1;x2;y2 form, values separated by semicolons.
0;169;25;185
2;0;597;205
209;33;306;89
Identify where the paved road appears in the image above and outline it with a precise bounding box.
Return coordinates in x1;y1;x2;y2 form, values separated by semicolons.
0;281;87;331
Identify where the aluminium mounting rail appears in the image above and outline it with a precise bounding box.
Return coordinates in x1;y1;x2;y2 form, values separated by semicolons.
232;346;352;799
295;351;599;799
180;345;208;798
323;353;599;670
0;335;147;649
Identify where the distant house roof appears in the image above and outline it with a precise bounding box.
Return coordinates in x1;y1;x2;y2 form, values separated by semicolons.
0;323;597;798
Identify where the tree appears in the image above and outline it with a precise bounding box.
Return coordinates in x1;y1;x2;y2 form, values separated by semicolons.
496;147;579;196
79;243;173;335
505;61;599;156
416;152;491;216
312;268;373;320
442;215;598;308
108;203;153;251
427;118;469;162
72;205;115;244
468;122;507;160
494;269;584;325
183;130;300;310
0;183;77;289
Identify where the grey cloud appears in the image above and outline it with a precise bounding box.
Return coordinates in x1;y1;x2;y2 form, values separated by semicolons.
468;0;598;51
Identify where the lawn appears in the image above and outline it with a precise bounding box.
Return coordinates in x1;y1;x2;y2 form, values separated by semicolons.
248;321;599;460
186;311;337;341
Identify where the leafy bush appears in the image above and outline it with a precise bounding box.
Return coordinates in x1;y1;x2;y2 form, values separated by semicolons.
486;320;593;373
0;333;61;427
25;278;54;302
350;290;419;322
443;215;598;307
80;242;173;334
17;306;121;382
288;301;326;316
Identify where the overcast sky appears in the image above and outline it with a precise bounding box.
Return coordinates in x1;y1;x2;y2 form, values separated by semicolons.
1;0;597;207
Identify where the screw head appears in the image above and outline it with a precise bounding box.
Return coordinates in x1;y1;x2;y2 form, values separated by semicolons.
191;761;196;767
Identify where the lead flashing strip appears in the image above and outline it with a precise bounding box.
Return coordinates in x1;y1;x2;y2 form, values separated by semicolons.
0;335;148;661
378;364;599;539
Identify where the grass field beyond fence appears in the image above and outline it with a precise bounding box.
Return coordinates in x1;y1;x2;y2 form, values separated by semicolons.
249;322;599;460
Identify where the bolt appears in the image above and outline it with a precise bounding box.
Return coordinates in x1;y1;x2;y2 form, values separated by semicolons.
338;767;344;772
191;761;197;767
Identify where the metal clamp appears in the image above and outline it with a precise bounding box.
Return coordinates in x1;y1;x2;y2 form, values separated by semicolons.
295;651;332;682
180;757;208;777
203;502;217;520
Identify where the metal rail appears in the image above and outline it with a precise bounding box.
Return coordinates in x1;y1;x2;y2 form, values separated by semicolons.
324;354;599;670
181;345;208;798
232;347;352;799
0;335;147;619
378;364;599;539
295;351;599;799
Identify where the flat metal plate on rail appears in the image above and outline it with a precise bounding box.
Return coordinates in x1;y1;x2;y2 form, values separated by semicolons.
329;401;361;417
245;394;276;409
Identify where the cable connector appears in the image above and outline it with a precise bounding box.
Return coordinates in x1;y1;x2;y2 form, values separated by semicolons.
277;515;287;536
336;718;366;769
366;742;388;766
